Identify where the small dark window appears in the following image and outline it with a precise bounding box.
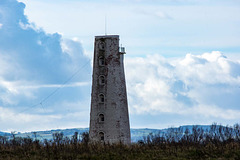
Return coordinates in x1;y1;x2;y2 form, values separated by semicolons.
99;56;105;66
99;94;104;103
98;41;105;51
99;132;104;141
99;114;104;122
99;75;105;85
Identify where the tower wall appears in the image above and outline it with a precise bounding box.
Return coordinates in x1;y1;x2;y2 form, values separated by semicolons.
89;35;131;144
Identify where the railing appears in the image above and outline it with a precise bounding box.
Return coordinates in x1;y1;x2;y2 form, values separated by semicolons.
119;47;126;54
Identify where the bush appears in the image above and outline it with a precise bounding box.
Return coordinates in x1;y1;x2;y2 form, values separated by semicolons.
0;123;239;159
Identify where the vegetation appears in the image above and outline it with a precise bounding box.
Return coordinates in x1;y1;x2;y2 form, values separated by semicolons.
0;123;240;160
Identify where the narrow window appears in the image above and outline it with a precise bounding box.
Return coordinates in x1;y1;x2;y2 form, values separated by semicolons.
99;75;105;85
99;94;104;103
99;56;105;66
99;114;104;122
98;41;105;51
99;132;104;141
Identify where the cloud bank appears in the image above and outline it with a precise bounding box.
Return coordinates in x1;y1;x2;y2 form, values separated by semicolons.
126;51;240;126
0;0;91;131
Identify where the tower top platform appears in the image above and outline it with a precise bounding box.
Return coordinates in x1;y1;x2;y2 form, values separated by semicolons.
95;35;119;39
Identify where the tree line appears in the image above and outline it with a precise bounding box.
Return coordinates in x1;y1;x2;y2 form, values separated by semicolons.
0;123;239;159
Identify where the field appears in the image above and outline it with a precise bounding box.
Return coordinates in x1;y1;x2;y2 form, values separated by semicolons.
0;124;240;159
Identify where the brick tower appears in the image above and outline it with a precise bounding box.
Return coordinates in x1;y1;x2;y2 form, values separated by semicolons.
89;35;131;144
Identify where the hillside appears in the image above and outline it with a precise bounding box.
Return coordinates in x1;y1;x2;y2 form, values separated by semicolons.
0;125;213;142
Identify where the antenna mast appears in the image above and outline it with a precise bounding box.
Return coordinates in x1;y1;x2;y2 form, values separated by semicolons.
105;15;107;35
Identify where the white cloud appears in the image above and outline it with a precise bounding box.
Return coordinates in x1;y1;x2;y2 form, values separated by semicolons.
0;0;91;131
17;82;90;89
0;106;62;132
125;51;240;122
175;51;240;85
0;99;90;132
185;105;240;120
0;0;91;99
19;20;37;30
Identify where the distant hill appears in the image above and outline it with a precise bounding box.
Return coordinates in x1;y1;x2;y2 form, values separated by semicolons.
0;131;11;136
0;125;214;142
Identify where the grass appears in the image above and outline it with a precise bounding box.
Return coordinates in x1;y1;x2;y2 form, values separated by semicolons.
0;123;240;159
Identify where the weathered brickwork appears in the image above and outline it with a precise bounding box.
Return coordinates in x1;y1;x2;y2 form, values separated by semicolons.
89;35;131;144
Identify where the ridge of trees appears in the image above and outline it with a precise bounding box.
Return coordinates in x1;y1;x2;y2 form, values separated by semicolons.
0;123;239;159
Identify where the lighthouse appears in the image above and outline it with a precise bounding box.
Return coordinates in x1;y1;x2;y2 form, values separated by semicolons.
89;35;131;144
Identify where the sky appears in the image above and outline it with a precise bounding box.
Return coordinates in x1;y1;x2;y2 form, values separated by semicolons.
0;0;240;132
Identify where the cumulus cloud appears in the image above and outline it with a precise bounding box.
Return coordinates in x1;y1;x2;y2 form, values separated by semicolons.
0;0;91;131
0;106;62;132
125;51;240;122
0;99;90;132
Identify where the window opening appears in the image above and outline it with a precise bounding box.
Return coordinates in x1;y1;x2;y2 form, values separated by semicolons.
99;56;105;66
99;114;104;122
99;94;104;103
98;41;105;51
99;132;104;141
99;75;105;85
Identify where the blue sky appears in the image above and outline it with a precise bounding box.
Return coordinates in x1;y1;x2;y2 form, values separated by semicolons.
0;0;240;132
